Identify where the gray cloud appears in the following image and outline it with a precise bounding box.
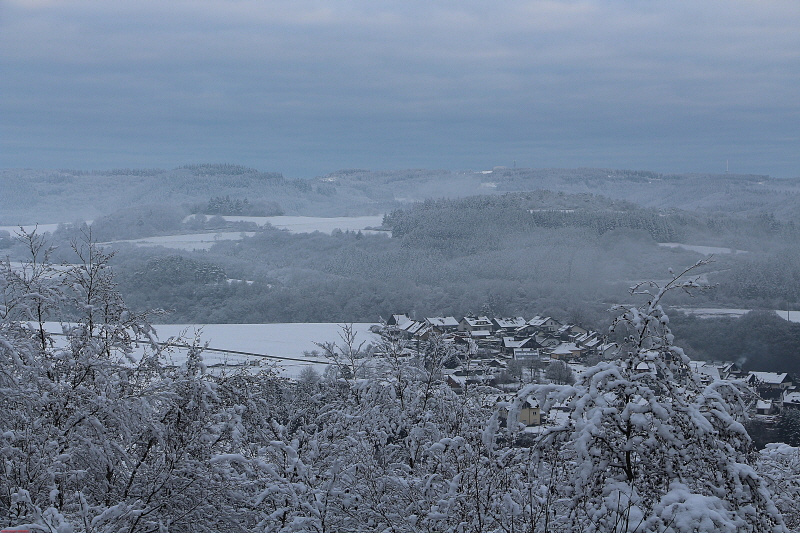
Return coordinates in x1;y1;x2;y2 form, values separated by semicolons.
1;0;798;177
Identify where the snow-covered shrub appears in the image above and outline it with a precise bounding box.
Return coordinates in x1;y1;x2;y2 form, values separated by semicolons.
3;232;794;532
0;230;241;532
509;259;788;532
756;443;800;531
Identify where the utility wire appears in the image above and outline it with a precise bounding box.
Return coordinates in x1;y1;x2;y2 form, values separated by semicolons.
159;342;331;365
46;331;331;365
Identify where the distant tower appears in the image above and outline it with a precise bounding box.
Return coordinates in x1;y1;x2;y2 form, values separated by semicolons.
726;160;729;174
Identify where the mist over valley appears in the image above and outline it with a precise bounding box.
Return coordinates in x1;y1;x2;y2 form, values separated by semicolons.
3;165;800;376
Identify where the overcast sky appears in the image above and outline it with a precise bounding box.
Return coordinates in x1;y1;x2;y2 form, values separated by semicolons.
2;0;798;178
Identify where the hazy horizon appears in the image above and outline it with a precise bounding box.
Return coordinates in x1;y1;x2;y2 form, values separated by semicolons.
3;1;799;179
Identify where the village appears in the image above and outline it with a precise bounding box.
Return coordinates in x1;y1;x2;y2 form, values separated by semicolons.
377;313;800;430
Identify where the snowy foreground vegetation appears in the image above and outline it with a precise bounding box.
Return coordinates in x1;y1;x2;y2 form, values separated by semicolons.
2;231;800;532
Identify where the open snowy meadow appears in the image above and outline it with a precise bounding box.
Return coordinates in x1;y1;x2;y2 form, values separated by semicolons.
657;242;749;255
43;321;380;378
3;215;388;251
99;231;259;251
187;214;387;234
149;322;381;377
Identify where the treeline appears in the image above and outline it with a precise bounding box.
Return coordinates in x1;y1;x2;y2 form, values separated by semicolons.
89;205;186;241
723;247;800;303
95;192;799;326
0;230;13;249
670;311;800;376
384;193;800;250
191;195;284;217
84;198;279;241
106;223;698;325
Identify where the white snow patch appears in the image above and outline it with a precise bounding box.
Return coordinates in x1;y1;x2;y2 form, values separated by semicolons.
160;322;380;378
226;278;255;285
0;223;61;235
658;243;748;255
775;310;800;323
6;261;79;273
672;308;751;319
41;322;379;378
183;215;386;235
673;308;800;323
100;232;257;251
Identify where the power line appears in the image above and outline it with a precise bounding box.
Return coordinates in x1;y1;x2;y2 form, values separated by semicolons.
160;342;331;365
46;331;331;365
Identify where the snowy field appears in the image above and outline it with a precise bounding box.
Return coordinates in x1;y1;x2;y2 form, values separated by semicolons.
7;261;78;273
658;243;748;255
218;214;386;234
99;231;258;251
4;216;387;252
673;307;800;323
101;216;388;250
0;223;62;235
672;307;751;319
775;310;800;323
44;322;380;378
3;216;385;238
184;215;387;235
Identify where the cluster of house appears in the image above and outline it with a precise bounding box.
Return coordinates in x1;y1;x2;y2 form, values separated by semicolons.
686;361;799;415
380;313;799;428
746;372;799;415
381;313;613;400
491;362;799;430
384;313;615;361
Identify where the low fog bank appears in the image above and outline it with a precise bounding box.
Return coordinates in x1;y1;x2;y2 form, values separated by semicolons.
3;164;800;374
